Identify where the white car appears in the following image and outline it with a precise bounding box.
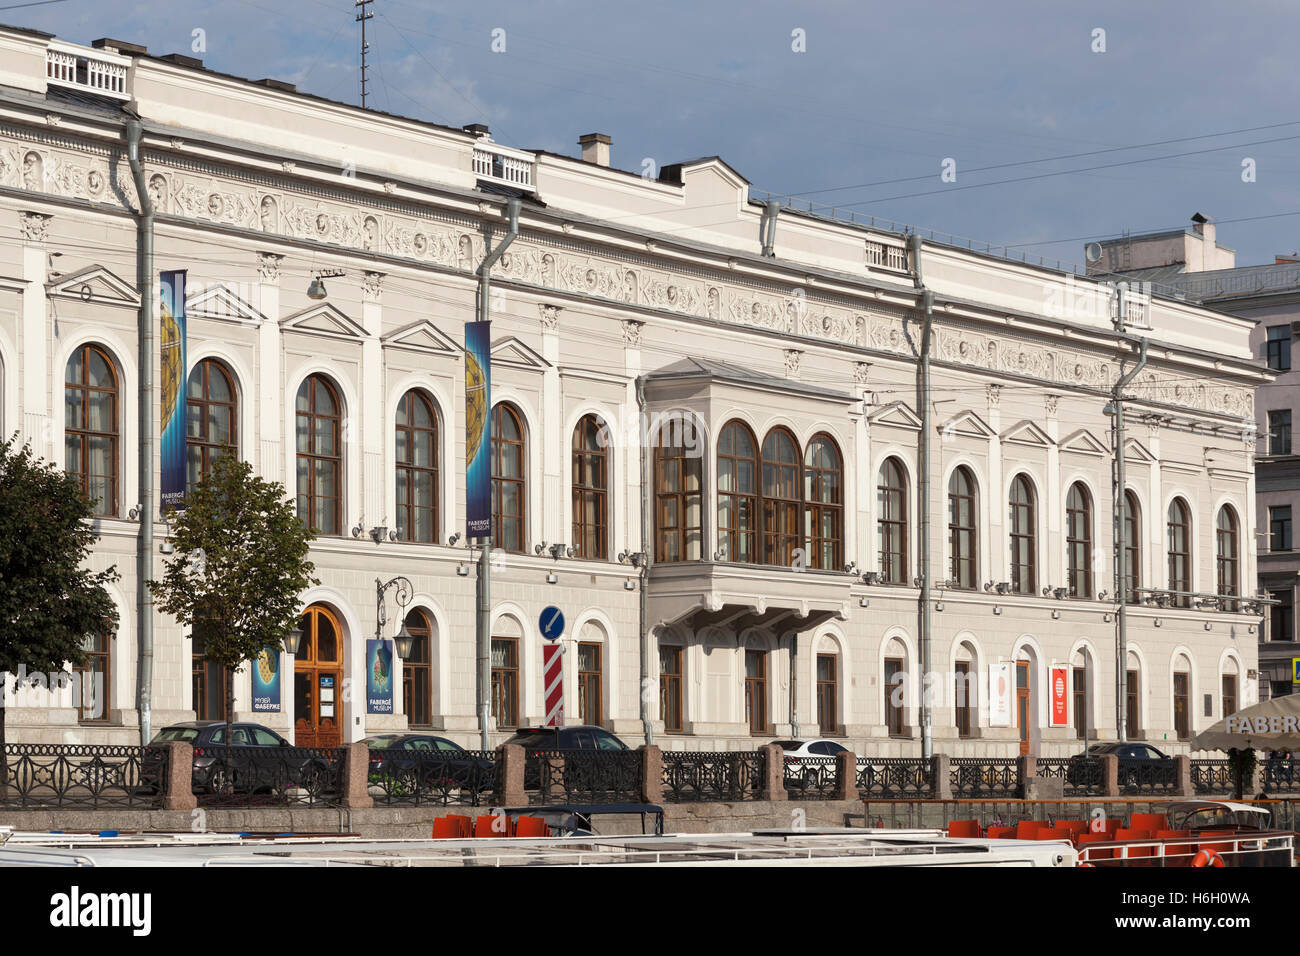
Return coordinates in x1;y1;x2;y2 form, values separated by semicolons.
774;738;850;792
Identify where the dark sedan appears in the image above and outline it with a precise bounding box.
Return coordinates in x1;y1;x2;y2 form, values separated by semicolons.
502;726;632;790
1067;741;1172;788
150;721;338;796
364;734;495;797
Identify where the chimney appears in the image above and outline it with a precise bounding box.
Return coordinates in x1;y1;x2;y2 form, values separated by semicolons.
578;133;612;168
463;123;491;139
1191;211;1215;245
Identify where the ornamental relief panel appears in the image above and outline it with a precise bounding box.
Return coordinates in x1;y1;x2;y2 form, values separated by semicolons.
0;140;137;208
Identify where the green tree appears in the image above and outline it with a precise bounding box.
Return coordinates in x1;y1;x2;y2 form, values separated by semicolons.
149;454;317;750
0;437;119;793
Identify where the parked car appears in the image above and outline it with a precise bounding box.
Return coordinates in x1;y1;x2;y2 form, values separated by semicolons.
363;734;494;794
501;726;632;790
773;739;849;792
1067;741;1171;788
149;721;338;796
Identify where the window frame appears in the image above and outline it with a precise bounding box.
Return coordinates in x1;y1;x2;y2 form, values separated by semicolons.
658;644;683;733
571;414;609;560
402;608;433;728
804;434;843;571
1268;409;1292;456
744;647;769;735
490;635;519;729
395;389;439;544
816;653;838;736
1065;482;1093;598
1123;490;1141;603
1270;505;1293;552
760;428;802;568
74;631;111;723
1167;498;1192;608
577;641;603;726
653;416;703;563
1215;505;1240;611
947;466;977;589
1266;324;1292;372
876;457;908;585
491;403;526;554
186;358;237;494
295;374;342;536
1008;474;1037;595
64;343;120;518
716;420;759;564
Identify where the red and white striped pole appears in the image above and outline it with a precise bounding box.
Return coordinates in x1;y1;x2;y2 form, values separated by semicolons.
543;643;564;727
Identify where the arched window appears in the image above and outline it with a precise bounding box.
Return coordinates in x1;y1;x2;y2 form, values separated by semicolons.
74;631;111;722
1008;475;1036;594
395;390;438;543
186;359;237;493
876;457;908;584
804;435;842;571
571;414;608;559
947;467;977;589
1123;491;1141;603
491;403;526;553
1216;505;1239;611
744;638;769;734
716;420;758;563
295;375;341;535
65;344;118;517
1066;482;1093;598
402;608;433;727
761;429;801;566
653;415;702;562
1167;498;1192;608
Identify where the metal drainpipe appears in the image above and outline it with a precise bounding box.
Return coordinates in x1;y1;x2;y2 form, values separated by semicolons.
636;377;653;746
760;201;779;257
475;198;520;752
910;234;934;761
1112;334;1148;744
126;118;154;747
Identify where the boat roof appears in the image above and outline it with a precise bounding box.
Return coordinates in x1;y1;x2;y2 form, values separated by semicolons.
1154;800;1270;816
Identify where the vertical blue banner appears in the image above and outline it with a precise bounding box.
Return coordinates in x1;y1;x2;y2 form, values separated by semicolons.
159;269;187;511
366;639;393;714
251;646;281;713
465;320;492;539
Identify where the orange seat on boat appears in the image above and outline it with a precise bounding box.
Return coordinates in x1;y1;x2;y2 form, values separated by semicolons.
986;825;1016;839
1115;828;1156;857
432;814;472;839
1035;826;1072;840
1056;820;1089;843
474;814;511;838
947;820;981;838
514;816;550;838
1015;820;1045;839
1076;832;1115;860
1130;813;1168;833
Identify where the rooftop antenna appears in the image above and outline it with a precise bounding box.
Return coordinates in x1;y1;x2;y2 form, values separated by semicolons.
356;0;374;108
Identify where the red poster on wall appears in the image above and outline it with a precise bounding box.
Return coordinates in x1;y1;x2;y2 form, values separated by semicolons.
1049;665;1069;727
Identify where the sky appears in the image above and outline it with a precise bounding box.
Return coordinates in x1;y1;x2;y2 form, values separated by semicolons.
9;0;1300;270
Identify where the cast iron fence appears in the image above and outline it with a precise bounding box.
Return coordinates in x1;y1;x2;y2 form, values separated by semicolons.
1263;756;1300;793
662;750;764;802
0;744;166;809
1117;757;1178;795
950;758;1021;798
782;755;840;799
1190;759;1233;795
525;749;642;805
856;757;934;799
193;746;345;808
1037;756;1104;796
367;748;498;806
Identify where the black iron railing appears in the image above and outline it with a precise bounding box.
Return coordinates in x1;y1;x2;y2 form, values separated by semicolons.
950;758;1021;798
0;744;167;809
524;749;642;805
1117;757;1177;795
1190;759;1233;795
1263;757;1300;793
368;749;498;806
662;751;764;802
1037;756;1104;796
856;758;933;799
193;746;345;807
782;755;840;799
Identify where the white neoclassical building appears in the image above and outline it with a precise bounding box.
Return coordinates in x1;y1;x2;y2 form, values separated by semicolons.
0;26;1270;756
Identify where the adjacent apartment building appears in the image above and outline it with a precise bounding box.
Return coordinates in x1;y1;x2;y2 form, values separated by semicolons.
0;25;1270;756
1089;214;1298;698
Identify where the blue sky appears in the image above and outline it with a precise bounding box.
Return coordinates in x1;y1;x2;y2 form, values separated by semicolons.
10;0;1300;269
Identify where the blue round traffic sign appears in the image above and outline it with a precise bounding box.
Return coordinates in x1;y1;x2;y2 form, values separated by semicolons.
539;606;565;641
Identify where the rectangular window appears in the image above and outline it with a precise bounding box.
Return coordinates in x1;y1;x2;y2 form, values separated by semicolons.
884;658;904;737
1126;669;1140;737
1222;674;1238;718
1271;588;1296;642
1073;666;1088;740
74;632;111;723
1266;325;1292;372
1268;409;1292;456
659;646;683;732
577;642;602;726
1173;672;1189;740
816;654;838;735
1271;505;1294;552
745;649;767;734
490;637;519;729
191;632;228;723
954;660;973;738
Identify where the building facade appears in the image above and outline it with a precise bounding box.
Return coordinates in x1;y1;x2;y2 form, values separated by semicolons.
1090;216;1299;698
0;26;1269;755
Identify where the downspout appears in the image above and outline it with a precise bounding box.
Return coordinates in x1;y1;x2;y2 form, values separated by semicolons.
760;201;779;257
1112;333;1148;744
475;197;520;752
126;118;154;747
910;233;934;761
636;377;653;746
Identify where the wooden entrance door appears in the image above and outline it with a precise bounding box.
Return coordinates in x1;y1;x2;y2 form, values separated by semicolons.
294;605;343;748
1016;661;1030;755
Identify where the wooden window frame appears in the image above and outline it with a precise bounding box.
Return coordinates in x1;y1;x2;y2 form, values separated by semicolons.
955;659;973;738
948;467;977;589
491;404;526;554
186;358;237;493
74;631;111;724
1167;499;1192;608
760;428;802;568
571;415;609;560
395;389;439;544
577;641;603;725
1009;475;1036;595
1173;671;1190;740
804;435;843;571
1215;506;1239;612
716;420;758;564
1066;482;1093;598
876;457;908;584
884;657;905;737
745;648;769;735
653;417;703;563
1123;491;1141;603
816;653;838;735
64;343;119;517
295;374;342;536
402;608;433;727
659;645;683;733
490;636;520;729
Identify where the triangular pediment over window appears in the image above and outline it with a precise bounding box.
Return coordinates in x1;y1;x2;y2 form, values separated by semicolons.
381;319;463;356
491;335;550;370
936;410;995;440
1000;419;1055;447
280;302;367;340
1060;428;1109;456
187;283;267;326
46;265;140;307
867;400;922;430
1124;438;1156;463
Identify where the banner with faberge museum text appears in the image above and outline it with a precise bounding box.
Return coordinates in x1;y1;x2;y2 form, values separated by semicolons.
465;320;492;539
159;269;188;511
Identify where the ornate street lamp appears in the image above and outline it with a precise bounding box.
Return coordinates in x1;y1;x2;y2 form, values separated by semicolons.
375;575;414;656
283;624;304;655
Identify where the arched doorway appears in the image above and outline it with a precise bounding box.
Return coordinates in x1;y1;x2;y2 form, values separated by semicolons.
295;604;344;747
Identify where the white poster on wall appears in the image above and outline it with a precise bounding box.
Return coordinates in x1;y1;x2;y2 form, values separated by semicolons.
988;662;1012;727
